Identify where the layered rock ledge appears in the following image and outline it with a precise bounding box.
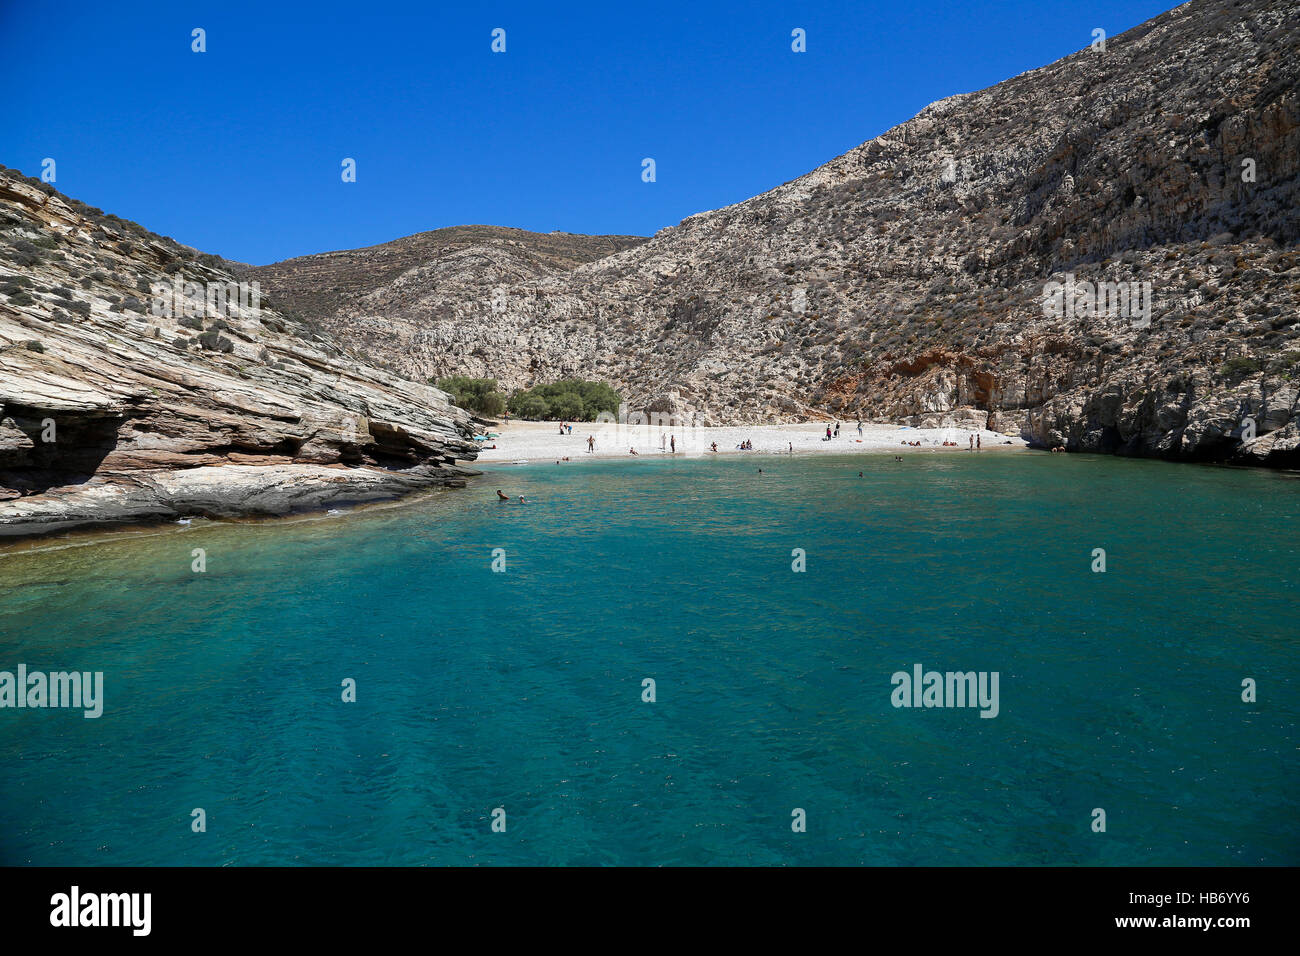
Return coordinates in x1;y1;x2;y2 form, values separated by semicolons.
0;172;478;538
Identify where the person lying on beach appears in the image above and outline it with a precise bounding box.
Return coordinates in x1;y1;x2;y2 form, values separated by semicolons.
629;448;638;455
496;490;509;501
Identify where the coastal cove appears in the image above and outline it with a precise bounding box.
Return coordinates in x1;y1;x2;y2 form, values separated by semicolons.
1;453;1295;866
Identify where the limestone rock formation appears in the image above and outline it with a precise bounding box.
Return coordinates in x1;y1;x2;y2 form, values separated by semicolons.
0;172;479;538
252;0;1300;466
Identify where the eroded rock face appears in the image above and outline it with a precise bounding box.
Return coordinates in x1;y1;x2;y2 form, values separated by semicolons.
252;0;1299;466
0;173;479;537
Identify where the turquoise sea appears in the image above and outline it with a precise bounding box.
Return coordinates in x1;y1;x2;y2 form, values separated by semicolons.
0;453;1296;866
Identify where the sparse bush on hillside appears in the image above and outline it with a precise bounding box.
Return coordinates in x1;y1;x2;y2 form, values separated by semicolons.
1220;356;1261;380
197;329;234;352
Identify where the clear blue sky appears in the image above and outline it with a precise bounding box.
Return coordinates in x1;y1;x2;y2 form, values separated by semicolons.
1;0;1173;265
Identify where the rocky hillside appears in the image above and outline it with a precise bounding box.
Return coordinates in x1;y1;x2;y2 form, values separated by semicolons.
254;0;1299;465
244;226;646;370
0;170;479;538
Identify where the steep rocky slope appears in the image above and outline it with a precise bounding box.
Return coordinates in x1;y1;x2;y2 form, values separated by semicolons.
255;0;1299;465
243;226;645;371
0;171;479;537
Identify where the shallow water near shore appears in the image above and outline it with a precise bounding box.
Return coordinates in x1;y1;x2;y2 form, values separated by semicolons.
0;453;1296;865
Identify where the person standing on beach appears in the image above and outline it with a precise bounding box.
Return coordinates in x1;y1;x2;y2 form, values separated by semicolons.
834;422;840;438
660;434;666;452
789;442;793;454
968;434;974;450
670;435;676;454
976;434;981;451
857;420;863;437
587;435;595;453
825;425;832;441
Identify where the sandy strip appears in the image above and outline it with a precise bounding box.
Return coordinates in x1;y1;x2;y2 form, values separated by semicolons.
474;421;1028;464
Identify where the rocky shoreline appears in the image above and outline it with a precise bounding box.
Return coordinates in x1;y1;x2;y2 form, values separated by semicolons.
0;462;479;539
0;171;479;539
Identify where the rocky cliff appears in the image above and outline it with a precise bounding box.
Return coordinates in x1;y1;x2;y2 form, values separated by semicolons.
0;171;479;538
252;0;1299;466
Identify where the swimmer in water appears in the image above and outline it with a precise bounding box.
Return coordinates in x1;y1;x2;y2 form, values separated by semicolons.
519;495;527;504
496;490;509;501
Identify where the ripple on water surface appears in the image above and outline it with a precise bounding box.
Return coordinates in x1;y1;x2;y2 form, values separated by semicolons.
0;454;1296;865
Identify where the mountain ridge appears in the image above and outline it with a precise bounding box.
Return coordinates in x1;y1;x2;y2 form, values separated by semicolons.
248;0;1299;465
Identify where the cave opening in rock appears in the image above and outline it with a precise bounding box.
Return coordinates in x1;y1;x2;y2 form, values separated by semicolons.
0;406;124;496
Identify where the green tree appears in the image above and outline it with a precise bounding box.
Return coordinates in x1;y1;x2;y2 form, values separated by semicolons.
434;376;507;416
505;379;621;421
509;393;550;419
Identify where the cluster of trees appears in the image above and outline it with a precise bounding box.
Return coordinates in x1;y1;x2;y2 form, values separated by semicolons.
432;376;620;421
506;379;620;421
434;376;507;416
